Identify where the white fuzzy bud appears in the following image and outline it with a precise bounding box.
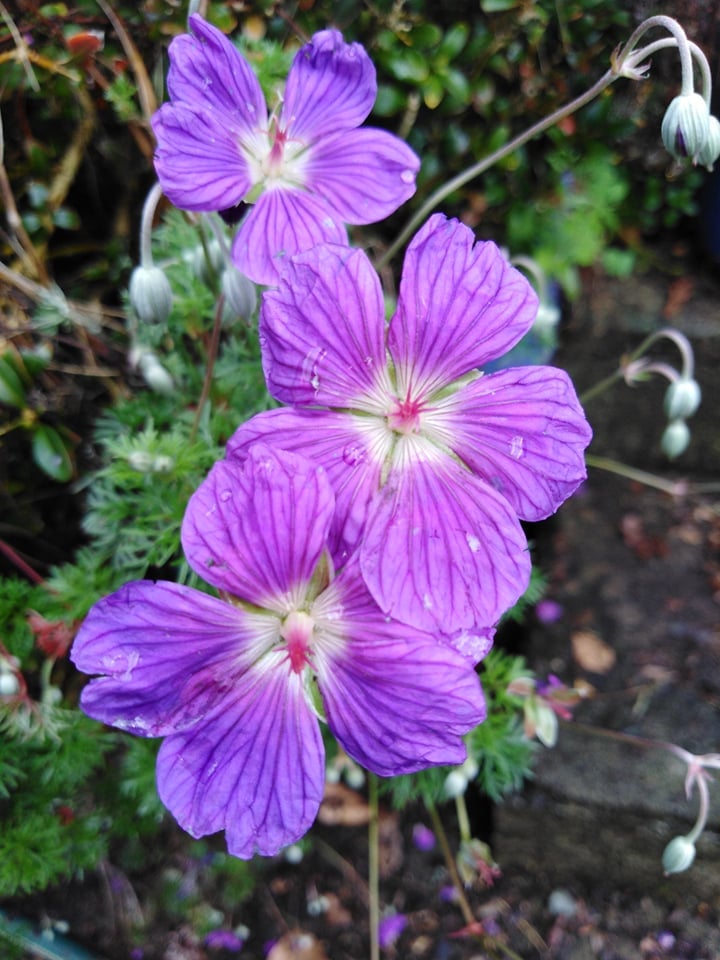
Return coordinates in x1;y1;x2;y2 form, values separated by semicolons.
131;347;175;396
662;835;696;875
129;266;173;325
221;267;257;325
661;93;710;162
443;770;468;799
697;115;720;171
0;670;20;696
664;379;701;420
661;420;691;459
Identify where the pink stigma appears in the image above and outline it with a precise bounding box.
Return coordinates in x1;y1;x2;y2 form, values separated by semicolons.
387;396;422;435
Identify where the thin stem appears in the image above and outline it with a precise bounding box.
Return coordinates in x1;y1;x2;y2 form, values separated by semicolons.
189;294;225;443
368;773;380;960
454;793;472;846
585;454;688;497
378;67;616;268
621;15;694;95
139;182;164;268
686;772;710;844
425;800;475;928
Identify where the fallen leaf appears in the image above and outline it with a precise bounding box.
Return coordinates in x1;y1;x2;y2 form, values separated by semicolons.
571;630;616;674
267;930;329;960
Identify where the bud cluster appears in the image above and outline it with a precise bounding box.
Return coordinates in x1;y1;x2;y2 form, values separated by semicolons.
661;376;702;459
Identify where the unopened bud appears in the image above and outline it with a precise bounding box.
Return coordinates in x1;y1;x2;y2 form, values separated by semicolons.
188;239;224;285
662;835;696;875
661;92;710;162
661;419;690;459
221;267;257;325
130;346;175;396
697;115;720;171
0;670;20;696
664;379;701;420
129;266;173;325
443;770;468;799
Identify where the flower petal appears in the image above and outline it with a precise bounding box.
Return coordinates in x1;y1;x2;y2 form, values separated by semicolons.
428;366;592;521
72;580;262;736
226;409;390;561
260;243;390;408
182;445;335;610
306;128;419;223
166;15;267;130
360;445;530;633
312;560;486;776
152;103;252;211
232;190;347;285
281;30;376;141
388;214;538;399
157;654;324;858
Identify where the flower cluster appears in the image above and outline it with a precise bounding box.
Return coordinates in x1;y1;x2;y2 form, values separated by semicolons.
72;17;592;858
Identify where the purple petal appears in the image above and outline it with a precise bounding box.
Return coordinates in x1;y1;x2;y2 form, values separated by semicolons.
182;446;335;609
260;244;390;408
360;450;531;633
152;103;252;211
157;657;324;858
388;214;538;399
72;580;259;736
231;190;347;285
281;31;376;141
306;128;419;223
313;560;486;775
166;15;266;128
431;366;592;521
226;409;390;561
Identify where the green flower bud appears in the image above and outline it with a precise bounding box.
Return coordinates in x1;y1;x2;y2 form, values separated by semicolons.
221;266;257;325
662;835;696;875
129;265;173;325
661;420;691;459
664;379;701;420
697;115;720;171
661;92;710;162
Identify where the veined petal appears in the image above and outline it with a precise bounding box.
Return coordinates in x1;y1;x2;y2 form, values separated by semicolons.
388;214;538;399
429;366;592;521
232;189;347;285
226;409;391;561
306;128;419;224
182;446;335;611
281;31;376;141
157;654;324;858
152;103;252;211
167;15;267;130
312;561;486;776
72;580;273;736
260;244;390;408
360;447;530;633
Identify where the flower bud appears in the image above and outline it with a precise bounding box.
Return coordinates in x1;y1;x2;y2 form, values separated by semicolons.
661;420;690;459
129;265;173;325
661;92;710;162
443;770;468;799
662;835;696;875
221;266;257;325
187;239;225;285
0;670;20;697
130;346;175;396
697;115;720;171
664;378;701;420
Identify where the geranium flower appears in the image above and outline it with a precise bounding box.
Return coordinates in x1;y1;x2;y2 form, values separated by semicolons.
71;445;484;858
151;16;419;284
227;215;592;639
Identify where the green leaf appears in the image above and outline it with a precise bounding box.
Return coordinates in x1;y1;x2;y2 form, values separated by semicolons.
31;425;73;482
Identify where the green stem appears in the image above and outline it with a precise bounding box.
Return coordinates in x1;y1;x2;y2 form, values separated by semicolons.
425;800;475;927
189;293;224;443
585;454;687;497
368;773;380;960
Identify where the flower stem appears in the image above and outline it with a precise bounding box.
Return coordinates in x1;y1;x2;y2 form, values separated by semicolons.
189;293;224;443
425;800;475;928
368;772;380;960
585;454;688;497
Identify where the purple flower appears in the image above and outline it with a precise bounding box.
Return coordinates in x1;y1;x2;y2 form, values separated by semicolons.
151;16;419;285
226;214;592;640
378;913;407;948
71;445;484;858
205;929;244;952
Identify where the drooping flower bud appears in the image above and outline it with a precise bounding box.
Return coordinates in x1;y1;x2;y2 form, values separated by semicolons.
661;92;710;162
129;265;173;325
129;345;175;395
697;115;720;171
188;238;225;286
664;378;701;420
662;834;696;875
661;419;691;459
221;266;257;325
